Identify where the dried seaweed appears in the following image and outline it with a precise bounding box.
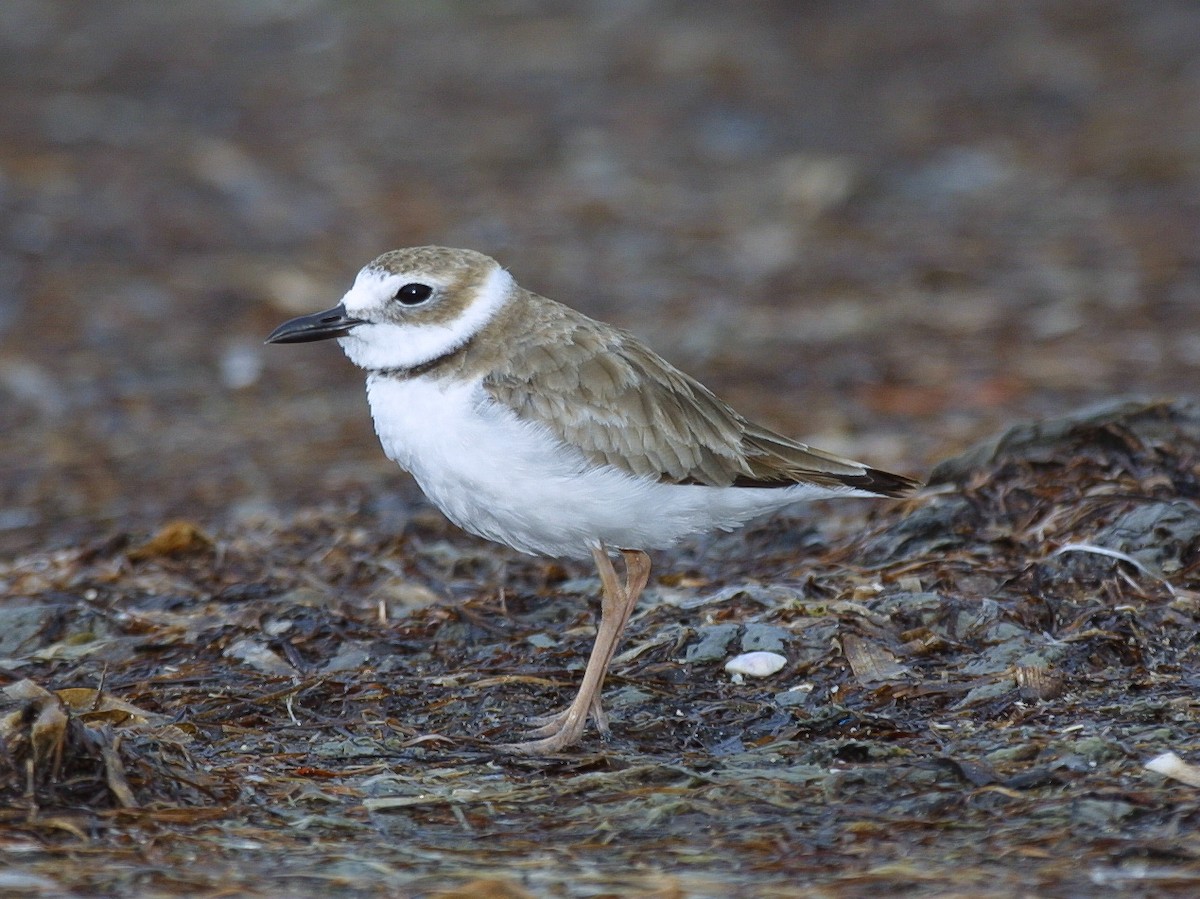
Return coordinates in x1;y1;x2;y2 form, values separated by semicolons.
2;400;1200;894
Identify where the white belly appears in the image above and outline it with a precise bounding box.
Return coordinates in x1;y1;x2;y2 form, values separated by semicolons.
364;374;847;559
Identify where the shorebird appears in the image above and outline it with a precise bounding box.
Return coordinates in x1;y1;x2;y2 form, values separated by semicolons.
267;247;918;752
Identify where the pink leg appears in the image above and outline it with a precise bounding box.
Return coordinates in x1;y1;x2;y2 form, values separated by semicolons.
523;549;652;735
500;546;651;754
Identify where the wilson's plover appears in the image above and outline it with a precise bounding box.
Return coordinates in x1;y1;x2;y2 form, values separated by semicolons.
267;247;918;753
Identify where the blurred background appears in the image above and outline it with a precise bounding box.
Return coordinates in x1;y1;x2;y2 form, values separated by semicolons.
0;1;1196;557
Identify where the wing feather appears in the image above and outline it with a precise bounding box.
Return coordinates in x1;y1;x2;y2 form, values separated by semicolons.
482;295;917;496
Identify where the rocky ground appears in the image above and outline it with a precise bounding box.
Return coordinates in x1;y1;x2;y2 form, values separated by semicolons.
1;3;1199;896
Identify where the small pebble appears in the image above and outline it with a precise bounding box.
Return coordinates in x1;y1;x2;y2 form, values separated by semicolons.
724;651;787;678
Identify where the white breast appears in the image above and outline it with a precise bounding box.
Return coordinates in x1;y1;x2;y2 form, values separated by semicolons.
364;374;856;560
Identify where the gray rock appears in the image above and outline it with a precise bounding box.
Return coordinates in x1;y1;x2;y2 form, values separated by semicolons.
1090;501;1200;574
684;624;740;663
740;624;790;653
0;601;60;659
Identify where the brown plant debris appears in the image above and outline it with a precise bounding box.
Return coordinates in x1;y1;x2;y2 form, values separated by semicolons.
1;399;1200;895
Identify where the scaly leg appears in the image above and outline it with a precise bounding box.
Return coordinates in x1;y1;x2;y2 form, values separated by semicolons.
501;545;651;754
523;549;652;736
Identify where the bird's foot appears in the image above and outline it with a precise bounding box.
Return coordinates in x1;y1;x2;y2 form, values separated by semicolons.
497;696;607;754
523;696;608;736
496;729;577;755
498;708;590;754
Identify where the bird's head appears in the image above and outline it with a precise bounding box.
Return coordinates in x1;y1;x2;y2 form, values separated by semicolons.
266;246;514;371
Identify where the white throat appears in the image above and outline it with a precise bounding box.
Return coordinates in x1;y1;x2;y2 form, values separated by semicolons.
336;264;514;372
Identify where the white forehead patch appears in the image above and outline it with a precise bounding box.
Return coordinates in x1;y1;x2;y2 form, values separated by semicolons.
336;263;514;372
340;266;441;317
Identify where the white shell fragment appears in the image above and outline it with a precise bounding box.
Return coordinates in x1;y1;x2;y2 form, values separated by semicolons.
724;651;787;678
1146;752;1200;787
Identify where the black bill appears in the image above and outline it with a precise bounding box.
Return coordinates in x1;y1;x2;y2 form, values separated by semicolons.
265;304;366;344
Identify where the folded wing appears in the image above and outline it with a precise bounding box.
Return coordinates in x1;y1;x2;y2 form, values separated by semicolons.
483;303;918;497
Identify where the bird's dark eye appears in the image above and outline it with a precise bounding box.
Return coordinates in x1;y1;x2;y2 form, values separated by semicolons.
393;283;434;305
